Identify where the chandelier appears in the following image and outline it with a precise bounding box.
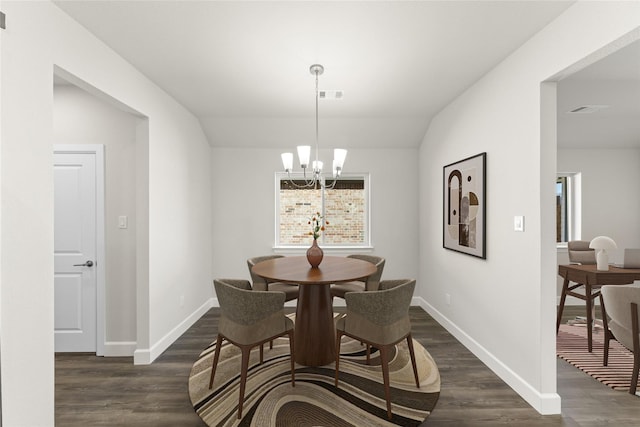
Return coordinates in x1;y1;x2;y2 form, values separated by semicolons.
280;64;347;189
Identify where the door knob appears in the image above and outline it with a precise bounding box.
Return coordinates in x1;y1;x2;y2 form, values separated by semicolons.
73;260;94;267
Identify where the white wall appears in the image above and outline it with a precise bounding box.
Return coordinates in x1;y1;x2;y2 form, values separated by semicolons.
418;1;640;416
0;1;212;424
1;3;56;425
211;147;419;285
53;84;139;353
558;148;640;263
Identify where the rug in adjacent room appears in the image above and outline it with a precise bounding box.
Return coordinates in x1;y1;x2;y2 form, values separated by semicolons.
189;335;440;426
557;323;640;393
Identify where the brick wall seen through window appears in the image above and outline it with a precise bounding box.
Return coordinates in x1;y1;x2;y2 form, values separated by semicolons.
277;175;369;246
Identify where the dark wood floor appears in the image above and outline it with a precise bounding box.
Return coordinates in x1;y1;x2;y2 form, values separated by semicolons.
55;306;640;426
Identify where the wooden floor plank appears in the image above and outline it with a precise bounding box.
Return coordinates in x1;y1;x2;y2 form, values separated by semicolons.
55;306;640;426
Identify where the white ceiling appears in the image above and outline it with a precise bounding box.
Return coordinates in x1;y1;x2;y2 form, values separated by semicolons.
557;39;640;149
52;1;638;150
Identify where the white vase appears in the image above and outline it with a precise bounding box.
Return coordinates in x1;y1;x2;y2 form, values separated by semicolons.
596;250;609;271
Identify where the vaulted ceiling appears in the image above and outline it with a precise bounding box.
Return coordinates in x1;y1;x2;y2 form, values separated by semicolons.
557;39;640;149
53;1;638;149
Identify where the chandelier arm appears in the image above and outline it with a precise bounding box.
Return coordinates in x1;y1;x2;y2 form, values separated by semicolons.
284;179;313;189
284;172;341;190
322;176;338;189
303;168;317;186
285;171;316;188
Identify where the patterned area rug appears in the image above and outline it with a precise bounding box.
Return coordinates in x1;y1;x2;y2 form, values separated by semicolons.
557;323;639;393
189;319;440;426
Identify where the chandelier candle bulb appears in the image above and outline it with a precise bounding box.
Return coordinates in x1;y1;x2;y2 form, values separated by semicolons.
334;148;347;169
281;153;293;172
297;145;311;169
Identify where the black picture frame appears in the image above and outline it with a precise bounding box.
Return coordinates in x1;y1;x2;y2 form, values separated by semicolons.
443;152;486;259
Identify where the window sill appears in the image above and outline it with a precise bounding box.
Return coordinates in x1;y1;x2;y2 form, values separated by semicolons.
273;245;374;255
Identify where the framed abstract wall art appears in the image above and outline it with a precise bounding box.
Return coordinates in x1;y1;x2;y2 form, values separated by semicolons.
443;152;486;259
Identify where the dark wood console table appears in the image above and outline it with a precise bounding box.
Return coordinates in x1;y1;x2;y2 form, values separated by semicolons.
557;264;640;352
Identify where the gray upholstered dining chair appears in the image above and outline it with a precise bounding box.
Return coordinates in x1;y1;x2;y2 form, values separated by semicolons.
209;279;295;419
330;254;385;300
248;255;299;302
600;285;640;395
568;240;596;264
334;279;420;420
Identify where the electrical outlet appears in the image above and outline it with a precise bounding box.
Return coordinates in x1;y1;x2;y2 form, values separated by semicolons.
445;293;451;305
180;295;184;307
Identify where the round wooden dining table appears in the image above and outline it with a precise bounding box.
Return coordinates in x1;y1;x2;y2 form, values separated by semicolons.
251;255;377;366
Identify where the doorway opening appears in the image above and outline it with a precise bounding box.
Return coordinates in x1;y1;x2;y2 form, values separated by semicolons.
53;69;146;357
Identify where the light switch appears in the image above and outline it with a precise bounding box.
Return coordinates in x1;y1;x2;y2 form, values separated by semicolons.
118;215;128;229
514;215;524;232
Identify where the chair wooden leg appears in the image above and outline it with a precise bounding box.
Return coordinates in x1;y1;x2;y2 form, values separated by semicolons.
604;332;611;366
335;330;343;387
556;277;570;333
600;293;611;366
586;284;594;352
237;346;251;419
406;334;420;388
288;330;296;387
632;349;640;396
379;344;393;420
366;344;371;365
208;334;224;389
630;302;639;395
259;343;264;364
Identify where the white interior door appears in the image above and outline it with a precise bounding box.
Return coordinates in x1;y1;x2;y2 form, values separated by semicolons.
54;149;101;352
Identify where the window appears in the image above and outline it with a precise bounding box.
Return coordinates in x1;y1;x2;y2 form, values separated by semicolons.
556;176;568;243
275;173;370;248
556;173;581;244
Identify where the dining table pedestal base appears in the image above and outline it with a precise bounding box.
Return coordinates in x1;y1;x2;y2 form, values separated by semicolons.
250;256;377;367
294;283;336;366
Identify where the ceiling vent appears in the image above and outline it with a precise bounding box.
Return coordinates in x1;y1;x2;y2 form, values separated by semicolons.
567;105;609;114
319;90;344;100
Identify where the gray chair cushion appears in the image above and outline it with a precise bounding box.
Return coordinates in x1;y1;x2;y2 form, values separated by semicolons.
336;279;415;345
568;240;596;265
331;255;385;298
214;279;292;345
247;255;299;301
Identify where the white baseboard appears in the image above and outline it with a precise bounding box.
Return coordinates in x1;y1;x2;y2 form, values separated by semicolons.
134;298;214;365
417;297;561;415
103;341;137;357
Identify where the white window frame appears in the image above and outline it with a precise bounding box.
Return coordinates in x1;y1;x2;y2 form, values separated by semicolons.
274;172;372;251
556;172;582;248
